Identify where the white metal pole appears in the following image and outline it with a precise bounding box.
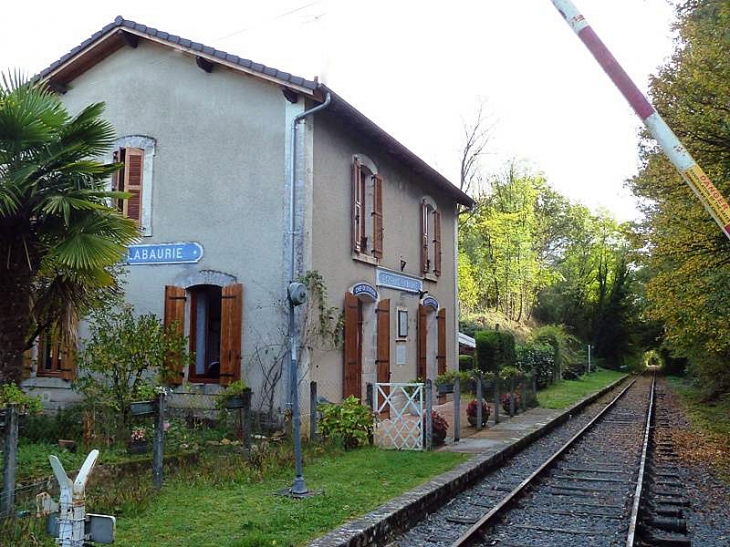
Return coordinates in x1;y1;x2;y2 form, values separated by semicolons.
548;0;730;240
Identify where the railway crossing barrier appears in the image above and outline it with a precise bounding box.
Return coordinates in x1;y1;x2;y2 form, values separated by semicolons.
37;449;115;546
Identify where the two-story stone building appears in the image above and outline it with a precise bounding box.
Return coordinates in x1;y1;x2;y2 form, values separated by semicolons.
21;17;473;415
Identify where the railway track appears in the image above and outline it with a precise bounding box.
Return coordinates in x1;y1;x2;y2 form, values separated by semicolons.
393;374;662;547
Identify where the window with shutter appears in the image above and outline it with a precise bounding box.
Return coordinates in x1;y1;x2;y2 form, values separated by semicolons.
37;327;76;380
433;210;442;277
351;156;384;262
113;146;145;224
420;199;441;279
164;285;187;385
220;283;243;386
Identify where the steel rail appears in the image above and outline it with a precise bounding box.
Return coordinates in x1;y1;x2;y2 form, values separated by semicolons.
451;376;642;547
626;373;656;546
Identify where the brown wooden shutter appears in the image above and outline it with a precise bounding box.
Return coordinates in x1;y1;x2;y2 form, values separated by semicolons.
164;285;187;385
21;349;33;380
433;209;442;277
220;283;243;386
59;337;77;381
417;304;427;380
437;308;446;377
123;147;144;223
343;292;362;399
420;201;429;274
376;299;391;416
352;158;362;254
437;308;447;403
372;174;384;259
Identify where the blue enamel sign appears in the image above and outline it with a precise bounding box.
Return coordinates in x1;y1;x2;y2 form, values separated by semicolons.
127;242;203;265
352;282;378;301
375;268;423;294
423;296;439;310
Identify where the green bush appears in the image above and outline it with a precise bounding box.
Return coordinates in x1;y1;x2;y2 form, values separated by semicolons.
75;303;190;425
459;354;474;371
435;370;472;387
533;324;579;382
0;383;42;414
516;342;554;389
475;330;516;373
318;396;374;449
21;405;84;444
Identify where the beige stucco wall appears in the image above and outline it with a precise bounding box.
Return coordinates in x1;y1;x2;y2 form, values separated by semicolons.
309;111;459;403
23;41;294;412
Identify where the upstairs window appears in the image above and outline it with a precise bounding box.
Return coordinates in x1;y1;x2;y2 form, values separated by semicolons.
111;136;156;236
420;199;441;277
352;156;383;260
112;147;144;224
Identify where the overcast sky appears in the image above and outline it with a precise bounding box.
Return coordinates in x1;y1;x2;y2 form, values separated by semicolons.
1;0;678;221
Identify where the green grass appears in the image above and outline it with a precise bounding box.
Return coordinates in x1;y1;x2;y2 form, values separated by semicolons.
536;369;626;409
114;447;467;547
666;376;730;438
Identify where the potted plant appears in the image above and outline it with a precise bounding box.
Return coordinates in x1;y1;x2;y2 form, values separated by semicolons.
435;371;472;395
215;380;251;410
128;427;149;454
129;383;160;416
501;391;522;414
466;399;490;427
425;410;449;446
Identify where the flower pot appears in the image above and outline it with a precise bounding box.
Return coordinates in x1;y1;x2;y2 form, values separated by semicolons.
224;389;251;409
127;441;150;455
467;415;488;427
437;383;454;395
432;428;447;446
130;400;155;416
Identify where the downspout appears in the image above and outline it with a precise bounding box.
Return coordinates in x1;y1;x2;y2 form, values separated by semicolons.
287;91;331;496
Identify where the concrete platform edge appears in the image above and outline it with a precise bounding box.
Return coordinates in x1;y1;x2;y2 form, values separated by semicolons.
307;374;630;547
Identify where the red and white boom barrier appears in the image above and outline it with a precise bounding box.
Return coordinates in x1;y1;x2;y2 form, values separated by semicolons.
549;0;730;240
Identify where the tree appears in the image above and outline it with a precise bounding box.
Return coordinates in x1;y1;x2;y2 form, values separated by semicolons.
627;0;730;396
0;74;138;384
75;303;189;425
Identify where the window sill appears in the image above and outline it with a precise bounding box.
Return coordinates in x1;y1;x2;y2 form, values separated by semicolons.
423;273;439;283
352;253;379;266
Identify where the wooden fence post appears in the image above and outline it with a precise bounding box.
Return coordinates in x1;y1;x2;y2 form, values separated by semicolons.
309;381;318;443
1;404;18;515
453;377;461;443
152;394;165;489
520;376;527;413
509;377;515;417
475;378;483;431
493;376;500;425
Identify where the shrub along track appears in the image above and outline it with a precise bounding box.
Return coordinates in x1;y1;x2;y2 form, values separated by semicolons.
392;374;656;547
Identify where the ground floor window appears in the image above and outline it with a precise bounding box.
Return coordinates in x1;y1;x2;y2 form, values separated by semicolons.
189;284;222;381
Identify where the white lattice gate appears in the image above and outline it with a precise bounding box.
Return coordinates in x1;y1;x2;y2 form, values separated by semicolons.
373;383;424;450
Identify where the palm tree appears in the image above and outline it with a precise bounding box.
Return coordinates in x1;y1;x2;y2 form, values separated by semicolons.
0;73;138;384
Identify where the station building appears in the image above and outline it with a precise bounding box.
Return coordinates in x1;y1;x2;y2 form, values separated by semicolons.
21;17;474;416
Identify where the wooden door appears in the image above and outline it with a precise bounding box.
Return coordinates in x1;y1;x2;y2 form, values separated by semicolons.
437;308;447;403
376;299;391;416
343;292;362;399
417;304;427;380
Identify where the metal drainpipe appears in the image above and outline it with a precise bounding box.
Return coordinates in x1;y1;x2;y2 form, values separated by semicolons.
287;91;331;496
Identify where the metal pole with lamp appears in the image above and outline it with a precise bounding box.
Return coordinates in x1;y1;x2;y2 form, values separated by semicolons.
285;92;331;498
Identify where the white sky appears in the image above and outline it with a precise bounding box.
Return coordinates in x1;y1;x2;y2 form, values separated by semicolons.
1;0;678;221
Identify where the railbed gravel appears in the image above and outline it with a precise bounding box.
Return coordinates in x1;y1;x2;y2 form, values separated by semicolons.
640;379;730;547
392;375;651;547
